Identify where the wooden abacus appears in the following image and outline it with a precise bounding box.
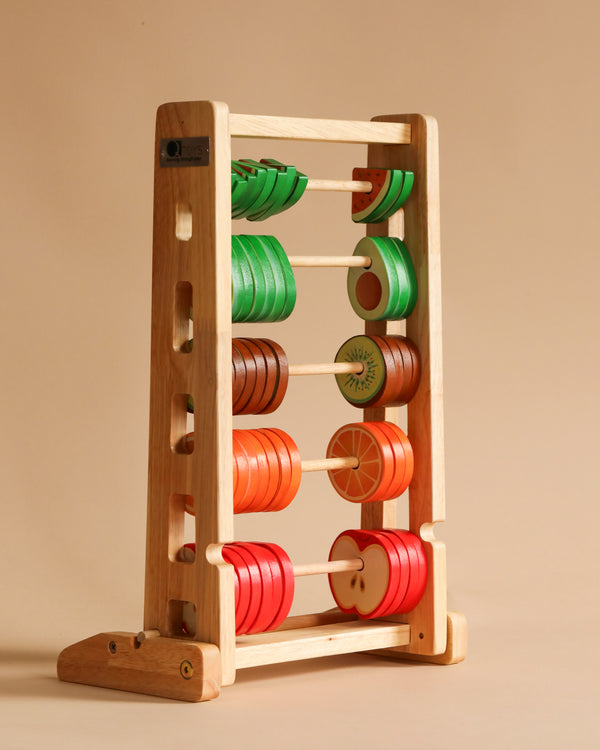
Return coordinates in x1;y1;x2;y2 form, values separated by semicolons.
57;101;467;702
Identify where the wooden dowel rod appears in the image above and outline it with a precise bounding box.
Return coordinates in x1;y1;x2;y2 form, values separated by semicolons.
185;543;363;577
301;456;359;473
293;558;364;577
289;362;364;377
136;629;161;643
288;255;371;268
306;178;372;193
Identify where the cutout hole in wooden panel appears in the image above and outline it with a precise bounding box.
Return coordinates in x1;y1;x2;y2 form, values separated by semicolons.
175;202;192;241
168;599;196;637
171;394;193;453
168;494;192;561
173;282;193;352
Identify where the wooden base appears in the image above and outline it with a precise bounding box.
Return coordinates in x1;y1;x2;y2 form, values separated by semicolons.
56;612;463;702
236;620;411;670
57;632;222;702
371;611;467;665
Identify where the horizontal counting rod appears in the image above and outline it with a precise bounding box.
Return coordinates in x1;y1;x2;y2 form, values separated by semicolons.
287;255;371;268
182;436;358;473
288;362;365;377
181;543;364;577
292;558;364;577
301;456;359;473
306;178;373;193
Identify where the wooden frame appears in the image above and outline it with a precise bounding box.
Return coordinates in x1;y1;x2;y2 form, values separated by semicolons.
57;101;466;702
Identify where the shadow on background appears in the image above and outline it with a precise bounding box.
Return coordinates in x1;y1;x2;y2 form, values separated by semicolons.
0;647;422;703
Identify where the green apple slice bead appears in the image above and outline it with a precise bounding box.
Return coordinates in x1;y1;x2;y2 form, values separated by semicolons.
264;235;296;319
253;235;287;321
387;237;417;317
347;236;401;321
230;242;244;321
240;235;275;321
231;236;256;321
371;237;412;319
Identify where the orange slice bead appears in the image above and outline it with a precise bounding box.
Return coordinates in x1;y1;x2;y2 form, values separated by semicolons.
326;422;395;503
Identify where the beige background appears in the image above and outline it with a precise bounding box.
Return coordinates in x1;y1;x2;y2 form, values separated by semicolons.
1;0;599;747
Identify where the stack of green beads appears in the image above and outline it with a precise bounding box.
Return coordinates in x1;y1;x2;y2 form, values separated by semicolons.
232;235;296;322
232;159;308;221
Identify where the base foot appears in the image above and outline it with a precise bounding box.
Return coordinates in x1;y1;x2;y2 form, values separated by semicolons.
57;631;222;702
372;611;467;665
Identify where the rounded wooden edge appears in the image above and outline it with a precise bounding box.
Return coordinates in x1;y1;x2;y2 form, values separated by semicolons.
57;631;222;702
369;611;467;665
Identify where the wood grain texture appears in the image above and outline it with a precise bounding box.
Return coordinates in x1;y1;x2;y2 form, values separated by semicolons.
235;621;410;669
143;101;236;684
372;611;467;665
230;113;411;144
60;107;460;703
57;632;221;702
361;116;447;656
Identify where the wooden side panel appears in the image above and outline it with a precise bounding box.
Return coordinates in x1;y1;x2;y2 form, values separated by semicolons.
143;101;236;684
363;115;447;655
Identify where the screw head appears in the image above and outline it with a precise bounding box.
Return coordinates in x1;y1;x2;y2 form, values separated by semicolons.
180;659;193;679
108;640;117;654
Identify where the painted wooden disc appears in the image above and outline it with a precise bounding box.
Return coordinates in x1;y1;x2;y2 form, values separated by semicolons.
258;338;289;413
328;529;394;618
326;422;394;503
334;335;388;406
255;428;293;511
255;542;295;631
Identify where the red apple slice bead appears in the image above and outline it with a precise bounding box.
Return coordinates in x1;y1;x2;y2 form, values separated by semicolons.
376;530;411;614
235;542;276;635
328;529;396;618
255;542;295;631
225;543;263;635
384;529;428;612
244;542;285;633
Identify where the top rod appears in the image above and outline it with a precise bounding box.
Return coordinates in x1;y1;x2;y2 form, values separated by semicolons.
306;178;372;193
230;113;412;145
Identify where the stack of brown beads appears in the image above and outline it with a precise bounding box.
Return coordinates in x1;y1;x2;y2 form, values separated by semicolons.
232;338;289;415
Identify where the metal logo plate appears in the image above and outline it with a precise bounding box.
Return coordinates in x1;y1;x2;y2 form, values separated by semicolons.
159;137;210;167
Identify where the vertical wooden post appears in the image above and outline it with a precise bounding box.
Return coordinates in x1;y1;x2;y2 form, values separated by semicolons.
143;101;236;684
362;115;447;656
